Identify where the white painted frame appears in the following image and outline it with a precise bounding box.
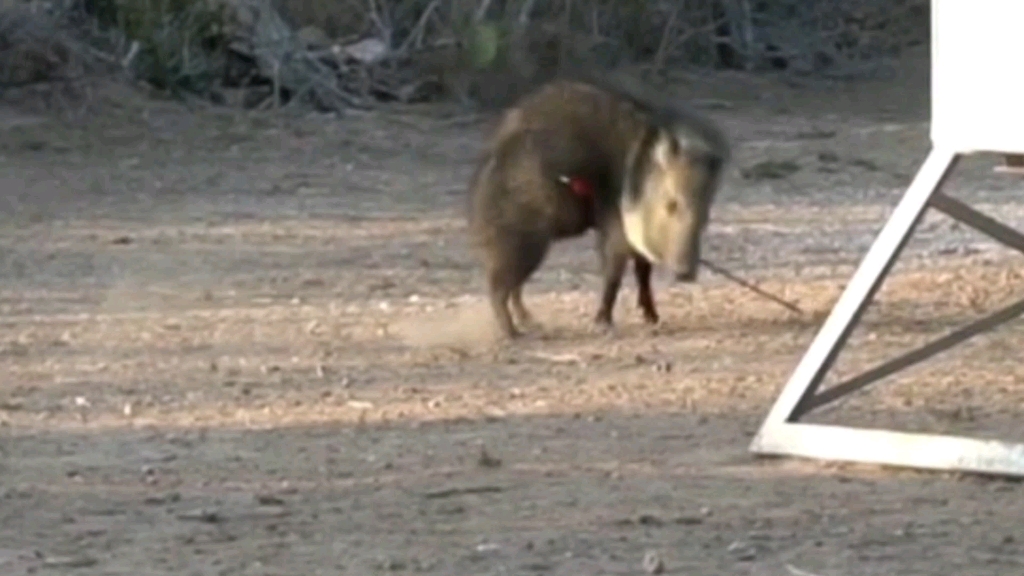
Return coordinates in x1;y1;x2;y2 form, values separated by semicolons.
748;0;1024;477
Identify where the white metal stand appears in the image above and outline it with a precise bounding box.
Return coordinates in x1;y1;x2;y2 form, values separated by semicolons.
749;147;1024;477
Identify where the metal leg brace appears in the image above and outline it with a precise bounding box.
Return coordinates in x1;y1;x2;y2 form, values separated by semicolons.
749;147;1024;477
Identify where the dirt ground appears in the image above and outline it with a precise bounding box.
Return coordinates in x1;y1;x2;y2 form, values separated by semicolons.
2;50;1024;575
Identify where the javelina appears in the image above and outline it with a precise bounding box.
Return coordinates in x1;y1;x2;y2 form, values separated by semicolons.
467;76;729;338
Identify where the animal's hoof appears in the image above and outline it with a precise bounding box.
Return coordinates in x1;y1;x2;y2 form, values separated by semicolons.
495;325;522;341
590;318;617;338
515;316;542;333
643;323;664;337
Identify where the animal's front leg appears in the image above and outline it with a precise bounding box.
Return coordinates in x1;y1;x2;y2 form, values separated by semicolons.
633;255;659;324
594;232;630;328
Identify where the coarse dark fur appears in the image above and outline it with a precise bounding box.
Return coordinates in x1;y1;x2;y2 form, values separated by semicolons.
467;74;730;339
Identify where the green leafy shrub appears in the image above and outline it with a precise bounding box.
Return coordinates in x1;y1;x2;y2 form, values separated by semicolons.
89;0;229;96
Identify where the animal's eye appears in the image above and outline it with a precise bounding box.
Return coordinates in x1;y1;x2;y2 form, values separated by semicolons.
665;199;678;214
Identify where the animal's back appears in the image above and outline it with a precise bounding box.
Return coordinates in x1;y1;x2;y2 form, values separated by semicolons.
468;80;653;229
514;74;729;162
467;125;596;248
489;80;652;170
467;77;676;247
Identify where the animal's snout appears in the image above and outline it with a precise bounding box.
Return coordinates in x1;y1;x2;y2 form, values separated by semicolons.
670;236;701;282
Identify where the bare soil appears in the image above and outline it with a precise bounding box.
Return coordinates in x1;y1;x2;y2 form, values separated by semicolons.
3;51;1024;575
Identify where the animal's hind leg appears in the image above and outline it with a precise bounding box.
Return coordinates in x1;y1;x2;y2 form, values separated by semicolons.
633;256;659;324
510;286;538;330
486;273;519;339
486;234;549;339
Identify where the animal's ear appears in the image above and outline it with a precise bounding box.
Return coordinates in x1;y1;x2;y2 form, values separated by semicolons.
652;131;678;168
